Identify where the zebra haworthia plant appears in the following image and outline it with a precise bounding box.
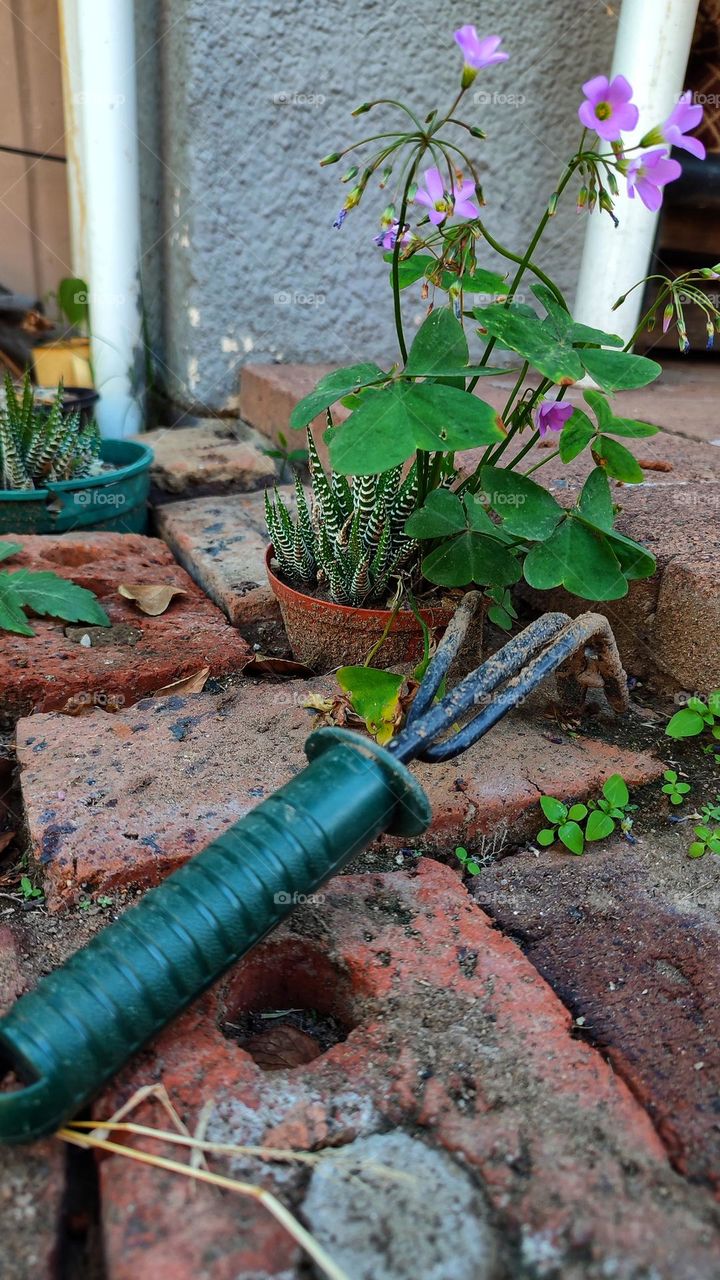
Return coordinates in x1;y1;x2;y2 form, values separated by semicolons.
265;430;420;607
0;373;101;492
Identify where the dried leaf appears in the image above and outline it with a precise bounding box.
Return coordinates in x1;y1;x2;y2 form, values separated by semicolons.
118;584;187;616
0;830;16;855
154;667;211;697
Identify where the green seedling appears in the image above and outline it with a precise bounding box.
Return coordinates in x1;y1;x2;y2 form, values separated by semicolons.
666;693;720;743
699;795;720;824
536;773;632;856
662;769;691;806
454;846;482;876
688;826;720;859
19;876;43;901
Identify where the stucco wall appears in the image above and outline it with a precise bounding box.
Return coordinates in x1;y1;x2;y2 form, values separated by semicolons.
136;0;617;414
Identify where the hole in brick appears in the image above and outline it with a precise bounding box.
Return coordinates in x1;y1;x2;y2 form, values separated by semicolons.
40;546;98;568
220;938;357;1071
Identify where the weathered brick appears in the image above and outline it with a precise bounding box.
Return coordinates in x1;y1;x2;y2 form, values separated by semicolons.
155;488;294;628
17;681;662;909
0;534;250;720
473;835;720;1192
138;420;275;498
653;551;720;693
94;862;720;1280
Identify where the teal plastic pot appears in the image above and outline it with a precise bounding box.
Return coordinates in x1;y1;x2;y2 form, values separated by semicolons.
0;440;153;536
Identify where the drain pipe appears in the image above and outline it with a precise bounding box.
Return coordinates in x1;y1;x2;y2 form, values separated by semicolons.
59;0;144;438
573;0;700;347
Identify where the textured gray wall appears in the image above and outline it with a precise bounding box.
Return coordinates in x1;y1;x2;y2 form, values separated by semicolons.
136;0;617;414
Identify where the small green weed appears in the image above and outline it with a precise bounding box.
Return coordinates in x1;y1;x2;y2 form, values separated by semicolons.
536;774;633;856
19;875;43;901
454;846;482;876
688;826;720;859
662;769;691;806
666;693;720;743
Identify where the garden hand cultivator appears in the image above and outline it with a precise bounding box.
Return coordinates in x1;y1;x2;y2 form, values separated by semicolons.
0;597;627;1143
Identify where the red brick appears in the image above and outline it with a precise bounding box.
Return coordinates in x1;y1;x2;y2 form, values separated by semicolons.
0;533;250;720
95;862;720;1280
155;488;293;628
654;551;720;693
473;836;720;1192
239;361;720;451
16;680;662;909
138;420;275;498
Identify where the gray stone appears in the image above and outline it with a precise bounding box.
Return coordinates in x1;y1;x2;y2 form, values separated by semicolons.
301;1131;501;1280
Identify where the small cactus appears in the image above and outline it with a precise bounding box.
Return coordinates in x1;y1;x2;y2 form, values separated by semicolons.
265;430;420;606
0;373;101;491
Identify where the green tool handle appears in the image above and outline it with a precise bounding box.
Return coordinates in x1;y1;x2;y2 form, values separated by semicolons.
0;729;430;1144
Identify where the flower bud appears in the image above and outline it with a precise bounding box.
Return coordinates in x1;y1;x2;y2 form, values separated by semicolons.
380;203;396;228
605;169;619;196
407;182;418;202
547;192;559;217
706;320;715;350
379;165;393;189
340;165;359;183
351;102;372;116
576;185;589;212
638;125;664;148
343;186;363;211
460;63;478;89
700;266;719;278
467;125;486;139
662;303;674;333
320;152;342;166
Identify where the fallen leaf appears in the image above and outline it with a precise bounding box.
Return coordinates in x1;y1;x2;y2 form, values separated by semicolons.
336;666;406;745
636;458;673;472
242;654;315;679
118;584;187;616
0;830;16;855
154;667;211;697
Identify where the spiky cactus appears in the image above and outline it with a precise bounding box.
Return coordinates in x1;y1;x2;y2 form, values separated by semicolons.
0;373;101;491
265;430;421;606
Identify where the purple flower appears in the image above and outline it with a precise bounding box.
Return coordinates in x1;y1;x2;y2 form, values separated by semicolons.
625;148;682;212
535;400;573;438
373;220;412;251
661;91;706;159
454;27;508;71
414;167;478;225
578;74;639;142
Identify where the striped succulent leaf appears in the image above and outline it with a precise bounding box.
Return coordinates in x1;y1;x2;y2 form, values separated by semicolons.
0;373;101;491
265;429;422;606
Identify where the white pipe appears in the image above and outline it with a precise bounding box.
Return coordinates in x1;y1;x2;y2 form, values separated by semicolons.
59;0;144;438
573;0;700;346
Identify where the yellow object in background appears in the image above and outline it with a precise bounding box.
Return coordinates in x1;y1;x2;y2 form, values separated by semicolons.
32;338;93;389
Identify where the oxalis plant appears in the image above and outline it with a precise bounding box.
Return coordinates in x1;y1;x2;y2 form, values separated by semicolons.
278;25;715;618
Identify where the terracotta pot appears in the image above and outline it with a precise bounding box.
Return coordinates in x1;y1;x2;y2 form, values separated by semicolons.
266;546;460;672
